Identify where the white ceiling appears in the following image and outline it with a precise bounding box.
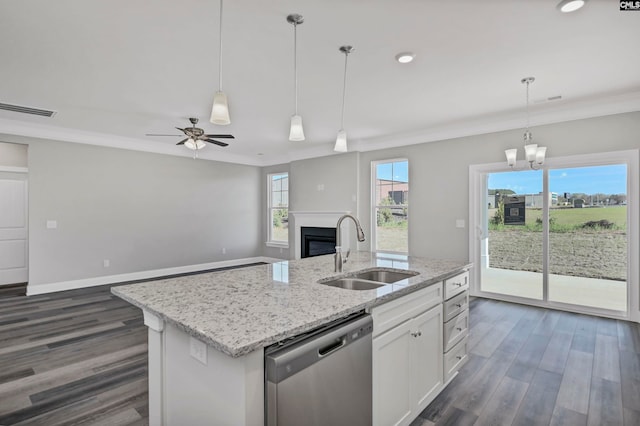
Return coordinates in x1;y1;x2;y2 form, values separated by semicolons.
1;0;639;166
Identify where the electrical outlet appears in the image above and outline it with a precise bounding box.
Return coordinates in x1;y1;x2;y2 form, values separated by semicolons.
222;247;226;254
456;219;465;228
190;337;207;365
103;259;110;268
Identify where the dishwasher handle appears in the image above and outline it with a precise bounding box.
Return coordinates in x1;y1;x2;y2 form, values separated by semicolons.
318;336;346;357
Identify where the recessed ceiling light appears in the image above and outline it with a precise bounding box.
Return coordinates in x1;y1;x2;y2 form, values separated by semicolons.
557;0;585;13
395;52;415;64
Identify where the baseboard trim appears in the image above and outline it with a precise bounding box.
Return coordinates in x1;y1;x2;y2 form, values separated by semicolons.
26;256;281;296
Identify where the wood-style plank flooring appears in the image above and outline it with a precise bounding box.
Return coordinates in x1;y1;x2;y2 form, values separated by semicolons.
415;298;640;426
2;282;640;425
0;284;148;425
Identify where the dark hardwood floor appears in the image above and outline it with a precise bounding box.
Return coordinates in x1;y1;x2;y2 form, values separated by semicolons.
2;281;639;425
0;284;148;425
416;298;640;426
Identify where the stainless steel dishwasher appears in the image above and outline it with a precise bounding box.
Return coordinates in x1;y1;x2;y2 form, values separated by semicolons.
265;312;373;426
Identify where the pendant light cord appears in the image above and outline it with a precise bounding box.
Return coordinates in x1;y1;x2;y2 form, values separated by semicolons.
218;0;223;91
293;22;298;115
340;51;349;129
525;79;530;132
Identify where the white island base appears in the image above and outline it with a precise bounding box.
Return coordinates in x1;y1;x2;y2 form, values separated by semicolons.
144;311;264;426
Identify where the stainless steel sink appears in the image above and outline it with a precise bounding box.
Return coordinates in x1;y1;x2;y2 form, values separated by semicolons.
321;278;385;290
352;269;419;283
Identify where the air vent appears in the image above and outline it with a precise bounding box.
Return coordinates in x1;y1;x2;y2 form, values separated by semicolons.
0;102;57;117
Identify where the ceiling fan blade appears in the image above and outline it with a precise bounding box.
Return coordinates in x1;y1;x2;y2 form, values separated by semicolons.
146;134;183;136
204;138;229;147
175;127;189;134
176;138;189;145
204;134;235;139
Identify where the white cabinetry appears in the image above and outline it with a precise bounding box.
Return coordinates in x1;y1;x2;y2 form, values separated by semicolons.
371;285;443;426
442;271;469;382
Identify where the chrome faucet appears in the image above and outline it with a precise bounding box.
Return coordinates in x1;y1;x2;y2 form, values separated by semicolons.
335;214;366;272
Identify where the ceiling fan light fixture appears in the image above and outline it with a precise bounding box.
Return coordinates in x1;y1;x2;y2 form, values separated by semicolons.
557;0;585;13
185;138;206;150
334;129;347;152
210;91;230;125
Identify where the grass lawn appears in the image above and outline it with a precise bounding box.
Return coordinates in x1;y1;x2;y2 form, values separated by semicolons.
489;205;627;230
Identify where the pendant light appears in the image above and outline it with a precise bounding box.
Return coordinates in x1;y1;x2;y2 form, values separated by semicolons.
334;45;354;153
287;14;305;141
210;0;230;125
505;77;546;169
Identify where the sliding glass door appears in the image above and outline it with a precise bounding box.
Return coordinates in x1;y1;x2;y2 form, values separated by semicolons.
471;151;636;317
548;165;628;311
481;169;543;300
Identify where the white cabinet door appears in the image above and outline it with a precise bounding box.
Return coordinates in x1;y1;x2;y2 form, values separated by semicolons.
412;305;443;413
373;304;444;426
372;319;413;426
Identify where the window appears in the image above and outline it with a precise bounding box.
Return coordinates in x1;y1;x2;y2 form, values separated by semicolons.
372;160;409;253
268;173;289;245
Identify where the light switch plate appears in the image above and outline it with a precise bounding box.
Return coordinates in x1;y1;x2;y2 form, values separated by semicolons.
456;219;465;228
190;337;207;365
46;220;57;229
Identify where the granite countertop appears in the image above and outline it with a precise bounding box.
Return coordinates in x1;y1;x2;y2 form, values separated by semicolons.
111;252;471;358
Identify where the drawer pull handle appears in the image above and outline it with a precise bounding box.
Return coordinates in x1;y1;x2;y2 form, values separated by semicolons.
455;303;462;308
456;327;463;331
456;355;463;360
454;283;463;287
410;331;422;338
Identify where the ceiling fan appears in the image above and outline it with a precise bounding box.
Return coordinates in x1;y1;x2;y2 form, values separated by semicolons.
146;117;234;149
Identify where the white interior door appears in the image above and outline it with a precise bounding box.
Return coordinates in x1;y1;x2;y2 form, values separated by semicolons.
0;171;28;285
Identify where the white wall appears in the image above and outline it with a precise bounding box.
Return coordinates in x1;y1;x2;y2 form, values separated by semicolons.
0;141;28;167
289;152;359;214
1;134;262;291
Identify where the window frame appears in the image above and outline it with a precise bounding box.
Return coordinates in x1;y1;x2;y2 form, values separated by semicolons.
371;159;409;254
267;172;289;247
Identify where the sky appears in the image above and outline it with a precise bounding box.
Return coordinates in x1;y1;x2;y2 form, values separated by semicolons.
376;160;409;182
488;164;627;195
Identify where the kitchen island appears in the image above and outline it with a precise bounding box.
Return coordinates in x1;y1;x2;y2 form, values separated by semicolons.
112;252;471;425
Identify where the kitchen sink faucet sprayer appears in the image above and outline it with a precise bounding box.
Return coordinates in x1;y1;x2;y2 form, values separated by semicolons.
335;214;366;272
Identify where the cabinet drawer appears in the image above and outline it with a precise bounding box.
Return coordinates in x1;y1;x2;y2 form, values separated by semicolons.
443;310;468;352
444;336;468;382
371;284;442;337
444;271;469;300
443;291;468;322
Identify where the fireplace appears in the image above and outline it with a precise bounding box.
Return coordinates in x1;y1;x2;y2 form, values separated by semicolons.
288;211;351;260
301;227;336;258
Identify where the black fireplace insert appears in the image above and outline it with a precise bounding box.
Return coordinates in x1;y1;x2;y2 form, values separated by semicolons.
301;227;337;258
